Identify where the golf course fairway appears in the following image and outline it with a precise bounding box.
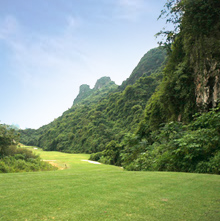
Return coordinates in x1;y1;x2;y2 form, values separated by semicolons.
0;146;219;220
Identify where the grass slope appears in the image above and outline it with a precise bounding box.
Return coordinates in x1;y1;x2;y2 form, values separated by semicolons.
0;147;219;220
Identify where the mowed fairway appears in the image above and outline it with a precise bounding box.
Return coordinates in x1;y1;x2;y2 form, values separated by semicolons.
0;147;220;221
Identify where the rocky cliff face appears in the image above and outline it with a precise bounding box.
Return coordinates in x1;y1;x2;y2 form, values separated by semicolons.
192;34;220;111
195;59;220;110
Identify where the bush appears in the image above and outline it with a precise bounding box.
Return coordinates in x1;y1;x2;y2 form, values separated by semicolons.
0;161;9;173
0;155;58;173
89;152;103;161
99;156;112;164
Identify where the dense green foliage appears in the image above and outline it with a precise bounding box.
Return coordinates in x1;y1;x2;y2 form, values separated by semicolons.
0;124;57;173
90;108;220;174
121;108;220;174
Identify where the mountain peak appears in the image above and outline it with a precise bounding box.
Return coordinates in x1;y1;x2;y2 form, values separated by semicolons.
94;76;111;90
79;84;91;93
73;76;114;105
73;84;92;105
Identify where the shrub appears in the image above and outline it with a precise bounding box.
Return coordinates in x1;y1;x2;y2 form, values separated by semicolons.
89;152;103;161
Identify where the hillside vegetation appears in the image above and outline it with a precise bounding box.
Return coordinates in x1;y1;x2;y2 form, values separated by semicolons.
20;0;220;174
20;47;166;155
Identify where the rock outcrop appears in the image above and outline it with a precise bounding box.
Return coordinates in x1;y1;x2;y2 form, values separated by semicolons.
73;84;92;105
195;59;220;110
94;76;111;90
73;77;114;105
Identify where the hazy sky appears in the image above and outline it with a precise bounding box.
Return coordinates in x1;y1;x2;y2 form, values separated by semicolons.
1;0;168;129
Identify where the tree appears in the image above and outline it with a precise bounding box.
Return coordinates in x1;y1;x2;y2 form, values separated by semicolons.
0;124;20;158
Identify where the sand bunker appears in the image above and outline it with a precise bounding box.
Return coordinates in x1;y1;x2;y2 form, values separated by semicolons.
81;160;101;164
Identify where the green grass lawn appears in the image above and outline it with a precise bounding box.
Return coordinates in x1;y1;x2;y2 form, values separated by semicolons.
0;146;219;221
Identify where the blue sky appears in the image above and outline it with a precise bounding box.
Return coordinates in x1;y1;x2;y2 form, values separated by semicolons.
0;0;168;129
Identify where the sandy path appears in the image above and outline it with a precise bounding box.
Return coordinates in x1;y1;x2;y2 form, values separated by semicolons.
43;160;66;170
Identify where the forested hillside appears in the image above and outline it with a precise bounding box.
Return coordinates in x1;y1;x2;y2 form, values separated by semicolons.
90;0;220;173
91;0;220;173
20;0;220;174
20;47;166;154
